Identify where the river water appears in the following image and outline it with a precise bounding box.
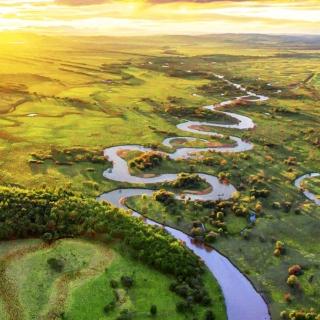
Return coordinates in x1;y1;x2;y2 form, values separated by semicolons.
98;74;271;320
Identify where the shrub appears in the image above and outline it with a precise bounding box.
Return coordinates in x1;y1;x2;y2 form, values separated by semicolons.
280;311;289;319
153;189;175;205
47;258;64;273
150;305;157;316
250;188;270;198
121;276;134;289
232;203;248;217
191;227;203;237
284;293;292;303
176;301;191;313
205;310;215;320
282;201;292;213
42;232;53;243
104;300;116;314
273;248;281;257
274;240;285;256
129;151;166;171
272;202;281;209
205;231;219;242
284;156;297;166
110;279;119;288
218;172;230;183
280;309;320;320
255;201;263;213
287;275;299;287
288;265;302;276
169;173;205;189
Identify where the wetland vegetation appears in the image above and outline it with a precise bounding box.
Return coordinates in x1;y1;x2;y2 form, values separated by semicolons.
0;32;319;319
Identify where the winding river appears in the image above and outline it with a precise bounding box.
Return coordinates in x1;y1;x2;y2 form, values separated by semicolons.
98;74;271;320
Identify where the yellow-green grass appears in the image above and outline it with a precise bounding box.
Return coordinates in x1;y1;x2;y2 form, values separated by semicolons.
302;177;320;197
0;33;319;318
1;239;113;320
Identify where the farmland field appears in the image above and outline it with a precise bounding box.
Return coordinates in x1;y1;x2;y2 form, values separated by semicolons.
0;32;319;320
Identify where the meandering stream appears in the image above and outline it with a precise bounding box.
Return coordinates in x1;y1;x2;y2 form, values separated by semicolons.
98;74;271;320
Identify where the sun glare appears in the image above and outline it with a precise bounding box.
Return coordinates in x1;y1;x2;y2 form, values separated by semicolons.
0;0;319;35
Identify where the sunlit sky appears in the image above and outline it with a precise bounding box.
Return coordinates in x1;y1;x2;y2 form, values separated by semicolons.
0;0;319;35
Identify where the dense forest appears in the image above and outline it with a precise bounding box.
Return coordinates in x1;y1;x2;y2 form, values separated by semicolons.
0;186;216;314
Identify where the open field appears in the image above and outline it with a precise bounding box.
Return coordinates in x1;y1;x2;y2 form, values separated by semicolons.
0;32;319;319
0;238;225;320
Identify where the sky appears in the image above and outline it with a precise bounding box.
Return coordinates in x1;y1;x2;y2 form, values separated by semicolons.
0;0;319;36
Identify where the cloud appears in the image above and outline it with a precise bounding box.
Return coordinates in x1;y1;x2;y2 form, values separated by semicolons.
55;0;110;5
148;0;246;3
1;0;319;35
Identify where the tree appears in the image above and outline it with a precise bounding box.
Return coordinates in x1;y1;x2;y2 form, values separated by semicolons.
121;276;134;289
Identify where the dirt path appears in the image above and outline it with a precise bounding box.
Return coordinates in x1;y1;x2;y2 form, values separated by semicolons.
40;241;114;320
0;242;49;320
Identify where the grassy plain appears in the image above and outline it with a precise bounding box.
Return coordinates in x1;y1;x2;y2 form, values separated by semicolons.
0;32;319;318
0;238;225;320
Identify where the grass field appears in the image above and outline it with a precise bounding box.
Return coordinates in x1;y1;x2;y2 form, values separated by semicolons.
0;32;319;318
0;238;225;320
302;176;320;197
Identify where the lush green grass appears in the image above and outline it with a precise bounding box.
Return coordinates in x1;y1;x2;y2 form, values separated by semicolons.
0;239;226;320
2;239;113;319
66;245;225;320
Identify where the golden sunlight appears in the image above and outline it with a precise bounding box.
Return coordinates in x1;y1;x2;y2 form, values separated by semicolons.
0;0;319;35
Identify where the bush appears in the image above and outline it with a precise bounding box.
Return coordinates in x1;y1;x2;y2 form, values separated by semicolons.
129;151;166;171
288;265;302;276
176;301;192;313
205;310;215;320
205;231;219;242
280;311;289;319
104;300;116;314
150;305;157;316
110;279;119;288
250;188;270;198
169;173;205;189
287;275;299;287
280;309;320;320
47;258;64;273
42;232;53;243
121;276;134;289
274;240;285;257
153;189;175;205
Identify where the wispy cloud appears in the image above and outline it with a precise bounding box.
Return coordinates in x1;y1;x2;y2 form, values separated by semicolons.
0;0;319;35
55;0;110;5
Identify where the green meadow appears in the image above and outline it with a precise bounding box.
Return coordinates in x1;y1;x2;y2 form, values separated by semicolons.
0;238;225;320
